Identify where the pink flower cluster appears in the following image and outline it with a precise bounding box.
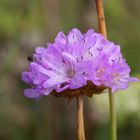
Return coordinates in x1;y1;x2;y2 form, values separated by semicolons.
22;28;137;99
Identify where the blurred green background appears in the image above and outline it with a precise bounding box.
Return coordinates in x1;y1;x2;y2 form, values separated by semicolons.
0;0;140;140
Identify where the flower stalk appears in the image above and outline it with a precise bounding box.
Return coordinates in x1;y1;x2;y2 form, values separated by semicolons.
95;0;107;38
95;0;117;140
109;89;117;140
77;95;85;140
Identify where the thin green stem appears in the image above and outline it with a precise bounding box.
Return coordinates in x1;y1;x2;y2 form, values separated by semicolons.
109;88;117;140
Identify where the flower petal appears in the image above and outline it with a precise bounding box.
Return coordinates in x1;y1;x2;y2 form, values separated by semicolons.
24;89;41;99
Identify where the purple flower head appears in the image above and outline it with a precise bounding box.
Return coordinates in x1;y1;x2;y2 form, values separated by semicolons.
22;28;138;99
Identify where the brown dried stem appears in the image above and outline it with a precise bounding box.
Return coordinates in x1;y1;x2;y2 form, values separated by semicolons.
77;95;85;140
95;0;107;38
